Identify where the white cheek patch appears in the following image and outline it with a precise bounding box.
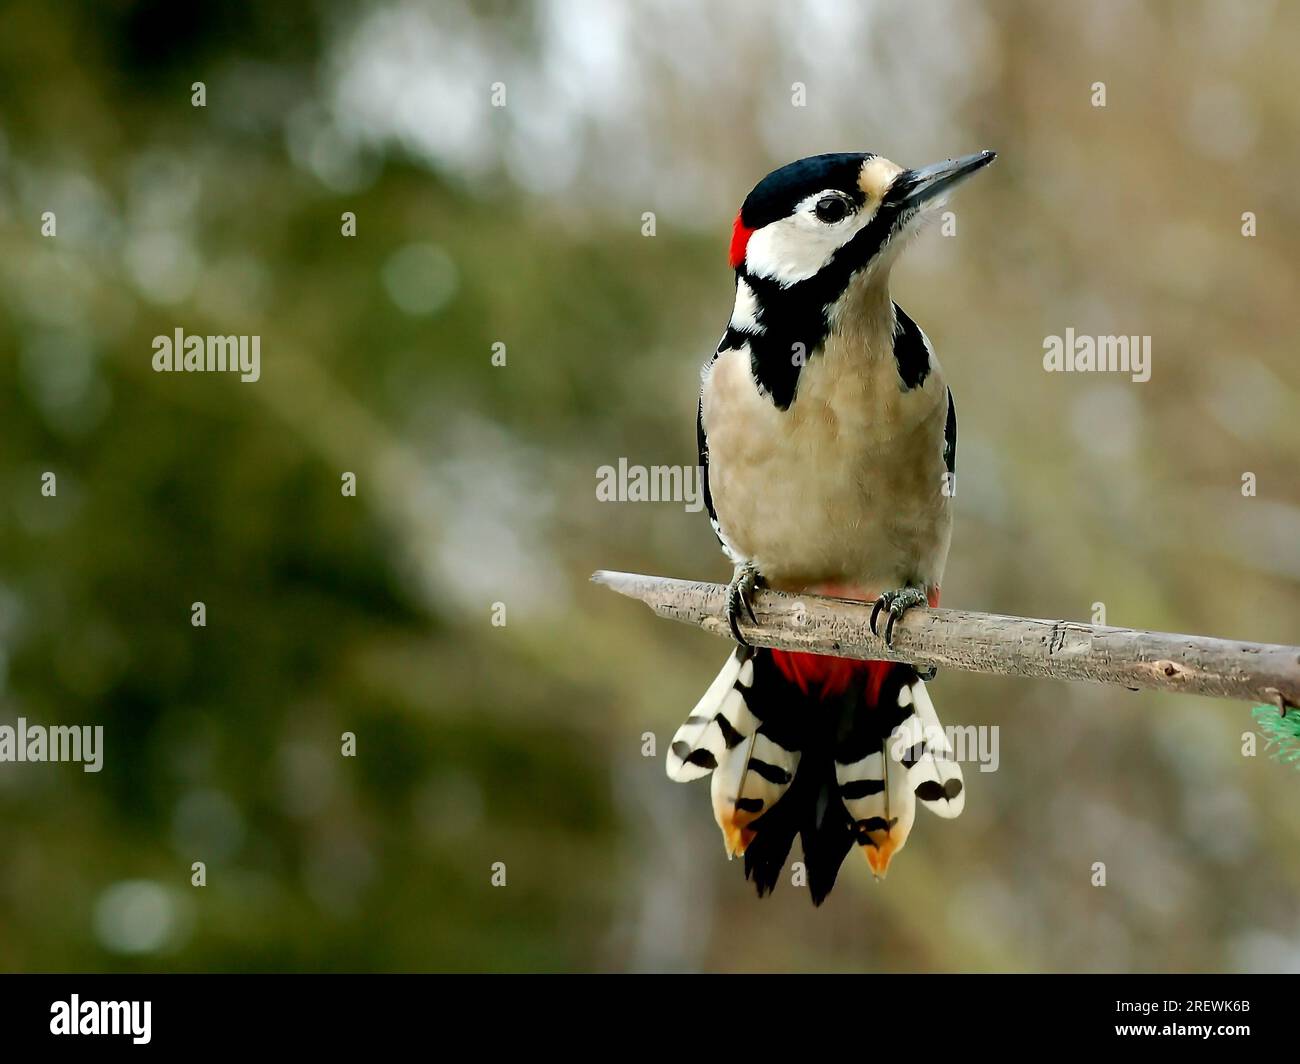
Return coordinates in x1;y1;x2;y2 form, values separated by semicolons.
743;193;878;287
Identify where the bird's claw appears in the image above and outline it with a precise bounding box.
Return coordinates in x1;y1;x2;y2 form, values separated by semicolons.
870;586;929;648
726;562;762;647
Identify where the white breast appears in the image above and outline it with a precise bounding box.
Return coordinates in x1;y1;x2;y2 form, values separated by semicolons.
700;315;952;594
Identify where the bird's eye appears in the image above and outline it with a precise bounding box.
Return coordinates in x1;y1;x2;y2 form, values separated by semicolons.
814;196;850;224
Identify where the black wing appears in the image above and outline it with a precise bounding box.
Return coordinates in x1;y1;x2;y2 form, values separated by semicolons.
943;387;957;480
697;396;721;537
891;303;932;391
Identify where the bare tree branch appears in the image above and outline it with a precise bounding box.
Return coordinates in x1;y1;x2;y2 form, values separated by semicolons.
592;570;1300;708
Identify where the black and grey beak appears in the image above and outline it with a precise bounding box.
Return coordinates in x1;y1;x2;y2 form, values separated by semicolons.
887;150;997;210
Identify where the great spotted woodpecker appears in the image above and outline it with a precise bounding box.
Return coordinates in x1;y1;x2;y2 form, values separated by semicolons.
667;150;997;904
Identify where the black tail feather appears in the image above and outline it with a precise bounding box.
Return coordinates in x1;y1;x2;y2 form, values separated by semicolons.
799;776;856;905
740;653;918;903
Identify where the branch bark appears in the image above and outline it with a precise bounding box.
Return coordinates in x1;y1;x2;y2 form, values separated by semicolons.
592;570;1300;708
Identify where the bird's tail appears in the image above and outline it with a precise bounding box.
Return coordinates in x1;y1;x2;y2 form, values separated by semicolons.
666;645;964;904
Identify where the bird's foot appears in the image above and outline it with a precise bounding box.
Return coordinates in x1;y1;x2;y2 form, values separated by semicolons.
870;585;929;648
725;561;762;647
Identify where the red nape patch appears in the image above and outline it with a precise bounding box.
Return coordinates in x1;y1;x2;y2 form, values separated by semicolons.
771;651;897;703
729;212;754;269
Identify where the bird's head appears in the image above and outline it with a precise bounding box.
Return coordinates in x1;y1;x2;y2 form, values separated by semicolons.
729;150;997;287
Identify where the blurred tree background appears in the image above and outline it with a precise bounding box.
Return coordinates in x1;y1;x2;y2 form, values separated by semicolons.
0;0;1297;972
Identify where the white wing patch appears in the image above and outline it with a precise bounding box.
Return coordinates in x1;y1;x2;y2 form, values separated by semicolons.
729;278;765;334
